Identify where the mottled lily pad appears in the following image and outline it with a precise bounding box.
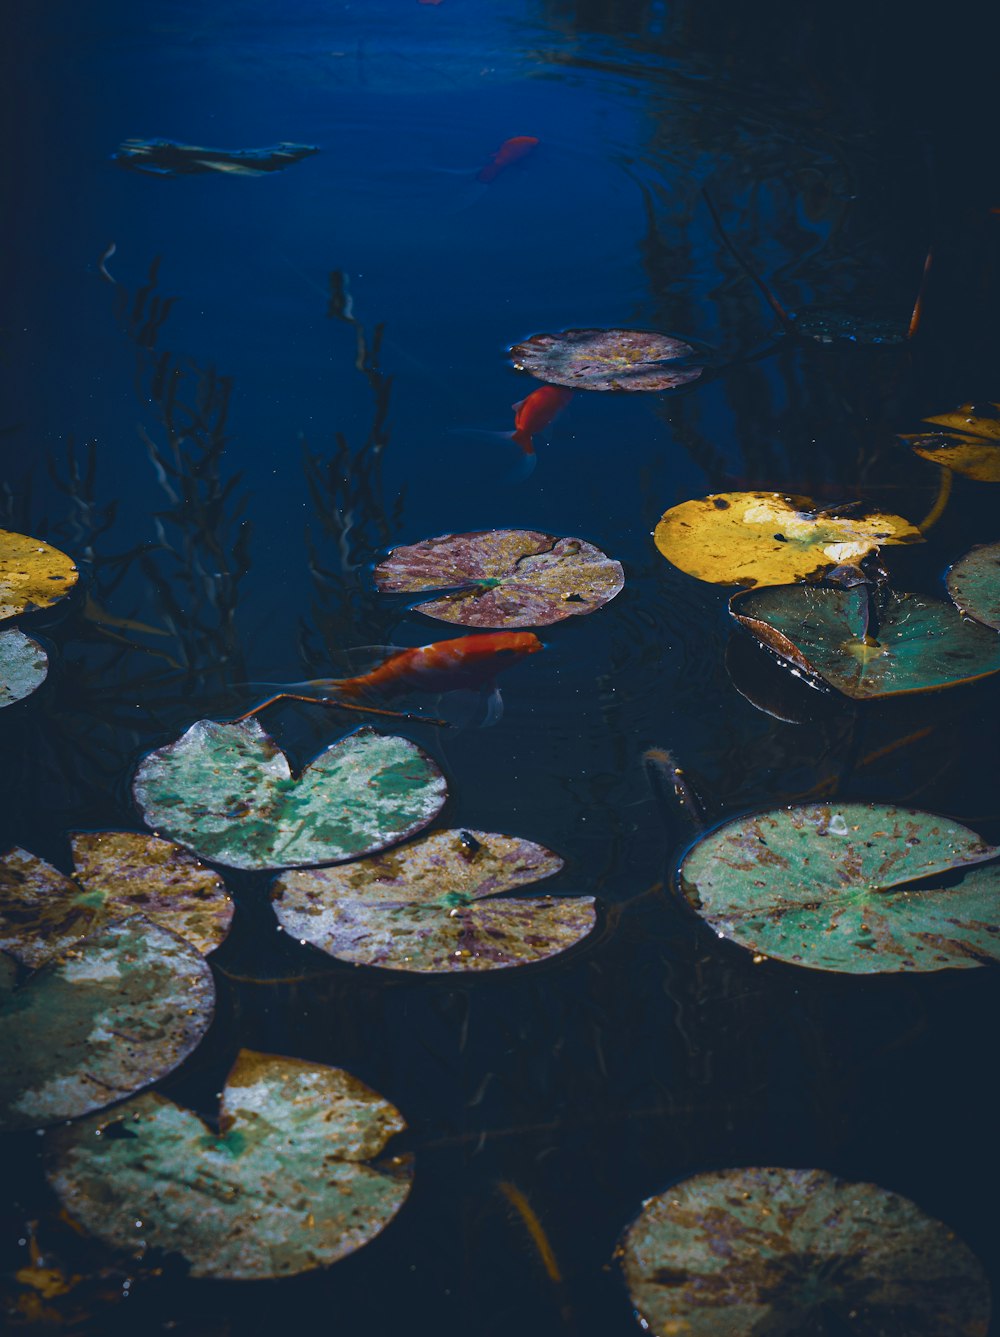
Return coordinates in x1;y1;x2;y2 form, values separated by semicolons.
947;541;1000;630
902;403;1000;481
730;584;1000;698
133;720;447;871
373;529;624;627
678;803;1000;973
0;917;215;1130
0;628;48;706
0;530;78;621
47;1050;412;1280
618;1167;990;1336
0;832;233;968
509;328;704;392
273;828;596;973
654;492;922;587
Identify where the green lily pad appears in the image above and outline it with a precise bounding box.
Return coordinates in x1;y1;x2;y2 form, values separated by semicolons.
654;492;922;588
373;529;624;628
946;541;1000;631
0;530;78;622
678;803;1000;973
618;1167;990;1336
509;328;705;391
730;584;1000;698
0;917;215;1130
46;1049;412;1280
273;828;596;973
0;627;48;707
0;832;233;969
133;720;448;871
902;402;1000;481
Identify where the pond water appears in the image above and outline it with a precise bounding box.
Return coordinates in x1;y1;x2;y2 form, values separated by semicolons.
2;0;999;1332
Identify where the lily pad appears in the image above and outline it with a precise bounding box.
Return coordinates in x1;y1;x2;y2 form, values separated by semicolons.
0;628;48;706
509;328;704;391
677;803;1000;974
273;828;596;973
946;541;1000;630
46;1049;412;1280
618;1167;990;1336
654;492;922;587
730;584;1000;698
373;529;624;627
902;402;1000;481
0;917;215;1130
793;307;909;344
0;530;78;621
0;832;233;969
133;720;447;871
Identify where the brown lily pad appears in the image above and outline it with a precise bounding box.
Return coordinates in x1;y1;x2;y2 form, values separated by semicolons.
373;529;624;627
902;402;1000;481
509;328;705;391
618;1167;990;1336
0;832;233;968
273;828;596;972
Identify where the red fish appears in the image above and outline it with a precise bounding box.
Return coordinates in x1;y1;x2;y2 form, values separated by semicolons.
512;385;573;454
476;136;539;184
333;631;541;698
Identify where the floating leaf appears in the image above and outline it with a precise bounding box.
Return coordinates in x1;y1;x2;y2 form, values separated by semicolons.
0;917;215;1130
730;584;1000;698
946;541;1000;630
653;492;922;587
509;328;704;391
902;402;1000;481
112;138;320;177
0;628;47;707
373;529;624;627
133;720;447;871
273;828;596;973
47;1050;412;1280
0;530;78;621
0;832;233;969
678;803;1000;974
618;1167;990;1336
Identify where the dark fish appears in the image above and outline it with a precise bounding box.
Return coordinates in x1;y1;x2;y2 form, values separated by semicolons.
112;139;320;178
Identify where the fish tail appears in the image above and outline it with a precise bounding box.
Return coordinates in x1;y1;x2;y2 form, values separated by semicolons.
507;444;537;483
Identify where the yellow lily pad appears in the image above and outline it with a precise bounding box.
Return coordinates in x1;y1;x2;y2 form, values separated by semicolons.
653;492;922;587
0;530;79;622
902;402;1000;481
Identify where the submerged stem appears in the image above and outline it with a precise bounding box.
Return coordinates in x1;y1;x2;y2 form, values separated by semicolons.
918;464;953;532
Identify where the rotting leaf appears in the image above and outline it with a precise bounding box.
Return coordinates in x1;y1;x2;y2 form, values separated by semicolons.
946;541;1000;631
0;530;78;622
509;328;705;392
618;1167;990;1336
0;917;215;1130
0;628;48;707
0;832;233;968
133;719;447;871
653;491;922;587
373;529;624;627
730;584;1000;698
902;402;1000;481
273;828;596;973
677;803;1000;974
46;1049;412;1280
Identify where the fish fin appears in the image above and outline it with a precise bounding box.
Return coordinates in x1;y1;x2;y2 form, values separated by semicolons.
507;443;537;483
478;686;504;727
511;397;527;412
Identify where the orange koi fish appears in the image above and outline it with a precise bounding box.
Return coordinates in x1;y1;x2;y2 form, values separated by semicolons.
333;631;541;697
476;136;539;184
512;385;573;453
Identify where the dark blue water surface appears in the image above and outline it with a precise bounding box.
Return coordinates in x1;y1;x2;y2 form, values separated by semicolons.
3;1;1000;1332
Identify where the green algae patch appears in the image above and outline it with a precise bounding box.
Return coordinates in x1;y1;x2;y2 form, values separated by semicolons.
947;541;1000;631
46;1050;412;1280
678;803;1000;974
0;832;233;968
373;529;624;628
132;719;447;871
273;828;596;973
617;1167;991;1336
0;917;215;1130
0;530;78;622
730;584;1000;698
0;628;48;707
